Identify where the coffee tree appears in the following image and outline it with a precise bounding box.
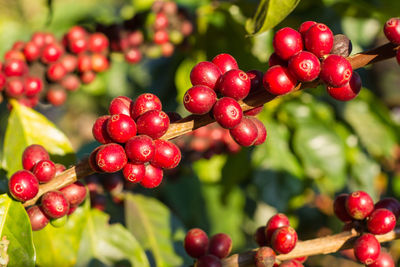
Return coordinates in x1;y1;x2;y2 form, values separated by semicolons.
0;0;400;266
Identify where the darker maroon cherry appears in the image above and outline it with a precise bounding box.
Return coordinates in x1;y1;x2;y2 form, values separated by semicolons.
218;69;251;100
375;197;400;219
59;181;87;206
136;110;170;139
254;226;268;246
183;85;217;114
288;51;321;82
33;159;56;183
125;135;155;163
273;27;303;60
304;23;334;58
298;21;317;36
184;228;209;258
333;193;352;222
263;65;297;95
122;163;145;183
208;233;232;259
140;164;163;188
95;143;127;173
320;55;352;87
196;255;222;267
327;71;361;101
131;93;162;120
229;116;258;147
268;52;287;67
212;97;243;129
41;191;70;219
190;61;222;90
247;70;264;91
22;144;50;171
346;191;374;220
92;115;113;144
353;233;381;265
384;18;400;45
26;205;49;231
265;213;290;242
211;53;239;74
108;96;133;116
367;208;396;235
8;170;39;202
271;226;298;254
106;114;137;143
151;139;181;169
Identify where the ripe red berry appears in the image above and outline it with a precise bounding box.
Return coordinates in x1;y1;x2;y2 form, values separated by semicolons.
26;205;49;231
127;31;144;47
47;62;67;81
41;43;63;63
140;164;163;188
8;170;39;202
254;226;268;246
298;21;317;36
320;55;353;87
96;143;127;173
384;18;400;45
125;135;155;163
249;117;267;146
88;33;109;53
304;23;334;58
22;144;50;171
24;77;43;97
212;53;239;74
68;37;88;54
246;70;264;92
61;74;81;91
80;71;96;84
367;252;395;267
33;159;56;183
67;26;87;41
5;78;25;98
154;12;169;30
183;85;217;114
59;181;87;206
229;116;258;147
54;163;66;176
184;228;209;258
254;246;276;267
106;114;137;143
333;193;352;222
208;233;232;259
346;190;374;220
244;106;264;116
4;59;27;77
151;139;181;169
91;194;107;211
195;255;222;267
212;97;243;129
367;208;396;235
268;52;287;67
327;71;361;101
271;226;298;254
288;51;321;82
41;191;70;219
217;69;251;100
122;163;145;183
77;54;92;72
89;145;105;172
109;96;133;116
263;65;297;95
273;27;303;60
60;54;78;73
375;197;400;219
91;53;109;72
190;61;222;90
0;73;6;90
153;30;169;44
31;32;46;48
131;93;162;120
136;110;170;139
46;87;67;106
23;41;40;61
353;233;380;265
280;260;304;267
266;213;290;242
92;115;113;144
124;48;142;64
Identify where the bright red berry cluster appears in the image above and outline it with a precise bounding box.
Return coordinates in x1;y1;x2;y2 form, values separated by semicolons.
8;144;87;231
383;17;400;66
334;191;400;265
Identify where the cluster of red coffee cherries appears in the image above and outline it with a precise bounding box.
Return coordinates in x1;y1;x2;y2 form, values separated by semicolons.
334;191;400;266
383;17;400;65
7;144;87;231
183;228;232;267
91;94;181;189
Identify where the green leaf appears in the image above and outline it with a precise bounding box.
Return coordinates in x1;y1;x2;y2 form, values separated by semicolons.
193;155;227;183
3;100;75;175
0;194;35;267
245;0;301;35
76;208;149;267
125;193;188;267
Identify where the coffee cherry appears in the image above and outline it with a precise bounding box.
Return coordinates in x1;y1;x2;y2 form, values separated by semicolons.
212;97;243;129
195;254;222;267
218;69;251;100
27;205;50;231
91;194;107;211
280;260;304;267
184;228;209;258
41;43;63;63
124;48;142;64
247;70;264;91
353;233;380;265
59;181;87;206
66;26;87;41
304;23;333;58
254;226;268;246
9;170;39;202
333;193;352;222
183;85;217;114
92;115;113;144
288;51;321;82
47;87;67;106
190;61;222;90
212;53;239;74
140;164;163;188
384;18;400;45
208;233;232;259
131;93;162;120
125;135;155;163
61;74;81;91
136;110;170;139
166;111;182;123
4;59;27;77
50;215;68;228
244;106;264;116
80;71;96;84
68;37;88;54
273;27;303;60
266;213;290;242
4;50;24;61
106;114;137;143
375;197;400;219
332;34;353;57
91;53;109;72
298;21;317;36
5;78;25;98
41;191;70;219
154;12;169;30
346;191;374;220
268;52;287;67
122;163;145;183
60;54;78;73
263;65;297;95
397;49;400;66
88;33;109;53
154;30;169;44
367;208;396;235
327;71;361;101
33;159;56;183
151;139;181;169
47;62;67;81
254;246;276;267
320;55;352;87
77;54;92;72
367;252;395;267
22;144;50;171
249;117;267;145
23;41;40;61
0;73;6;90
109;96;133;116
229;116;258;147
55;163;66;176
31;32;46;48
24;77;43;97
96;143;127;173
271;226;297;254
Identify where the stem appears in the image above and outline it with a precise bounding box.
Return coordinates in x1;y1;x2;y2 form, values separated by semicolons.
221;227;400;266
22;42;399;207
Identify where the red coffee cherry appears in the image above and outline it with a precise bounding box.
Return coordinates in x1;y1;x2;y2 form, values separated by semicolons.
397;49;400;66
375;197;400;219
273;27;303;60
265;213;290;242
41;43;64;63
153;30;169;44
208;233;232;259
61;74;81;91
249;117;267;146
131;93;162;120
246;70;264;91
212;53;239;74
96;143;127;173
24;76;43;97
140;164;163;188
80;71;96;84
109;96;133;116
4;59;27;77
124;48;142;64
212;97;243;129
320;55;352;87
280;260;304;267
26;205;49;231
244;106;264;116
47;62;67;81
327;71;361;101
333;193;352;222
184;228;209;258
271;226;298;254
288;51;321;82
66;26;87;41
88;33;109;53
122;163;145;183
89;146;104;173
263;65;297;95
31;32;46;48
41;191;70;219
23;41;40;61
367;208;396;235
125;135;155;164
60;54;78;73
22;144;50;171
5;78;25;98
268;52;287;67
346;190;374;220
136;110;170;139
68;36;88;54
195;254;222;267
4;50;25;61
91;53;109;72
190;61;222;90
229;116;258;147
127;31;144;47
304;23;333;58
8;170;39;202
254;226;268;246
183;85;217;115
151;139;181;169
254;246;276;267
77;54;92;72
33;159;56;183
298;21;317;36
353;233;380;265
154;12;169;30
106;114;137;143
55;163;66;176
59;181;87;206
218;69;251;100
384;18;400;45
92;115;113;144
0;73;6;90
367;251;395;267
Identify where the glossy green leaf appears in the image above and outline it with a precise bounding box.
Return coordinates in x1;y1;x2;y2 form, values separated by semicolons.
3;100;75;175
125;193;187;267
193;155;227;183
0;194;35;267
246;0;301;35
